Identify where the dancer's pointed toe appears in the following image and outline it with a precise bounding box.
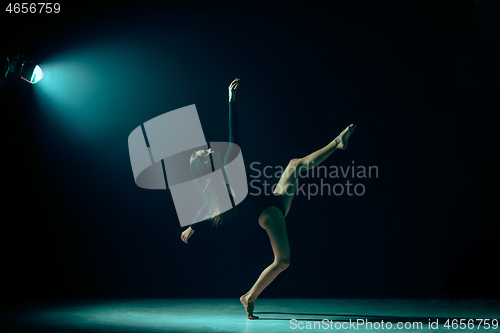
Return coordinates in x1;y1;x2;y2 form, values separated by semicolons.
336;124;357;150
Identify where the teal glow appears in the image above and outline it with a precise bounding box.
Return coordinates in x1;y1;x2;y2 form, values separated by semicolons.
32;37;177;141
31;65;44;84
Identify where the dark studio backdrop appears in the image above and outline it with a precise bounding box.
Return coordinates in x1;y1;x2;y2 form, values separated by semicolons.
1;0;499;300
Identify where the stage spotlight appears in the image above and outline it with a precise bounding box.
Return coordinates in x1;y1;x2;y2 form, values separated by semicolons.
21;62;44;84
6;53;44;84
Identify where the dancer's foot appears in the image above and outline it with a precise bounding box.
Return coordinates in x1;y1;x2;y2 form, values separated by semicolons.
336;124;357;150
240;295;259;319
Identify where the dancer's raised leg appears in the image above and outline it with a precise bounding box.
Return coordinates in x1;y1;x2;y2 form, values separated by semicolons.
301;123;356;168
274;124;356;216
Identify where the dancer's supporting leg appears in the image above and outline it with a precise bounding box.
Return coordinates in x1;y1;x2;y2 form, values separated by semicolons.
240;206;288;319
240;124;356;319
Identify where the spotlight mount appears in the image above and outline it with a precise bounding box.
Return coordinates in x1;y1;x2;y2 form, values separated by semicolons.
5;53;44;85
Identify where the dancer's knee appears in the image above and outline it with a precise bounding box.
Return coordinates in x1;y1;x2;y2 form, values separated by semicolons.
286;158;303;176
288;158;300;169
275;257;290;271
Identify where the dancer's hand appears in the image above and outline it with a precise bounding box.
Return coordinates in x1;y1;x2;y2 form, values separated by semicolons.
229;78;240;101
181;227;195;243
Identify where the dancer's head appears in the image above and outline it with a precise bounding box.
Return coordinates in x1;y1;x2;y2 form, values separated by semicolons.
190;149;214;177
189;149;238;226
194;148;214;158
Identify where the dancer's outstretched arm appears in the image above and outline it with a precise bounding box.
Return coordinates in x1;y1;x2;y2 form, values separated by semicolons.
181;78;240;243
181;201;209;243
225;78;240;166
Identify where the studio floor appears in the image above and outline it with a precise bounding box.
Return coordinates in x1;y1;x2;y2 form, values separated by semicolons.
1;298;499;332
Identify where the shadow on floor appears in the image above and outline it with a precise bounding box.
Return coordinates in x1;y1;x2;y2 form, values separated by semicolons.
253;312;480;322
